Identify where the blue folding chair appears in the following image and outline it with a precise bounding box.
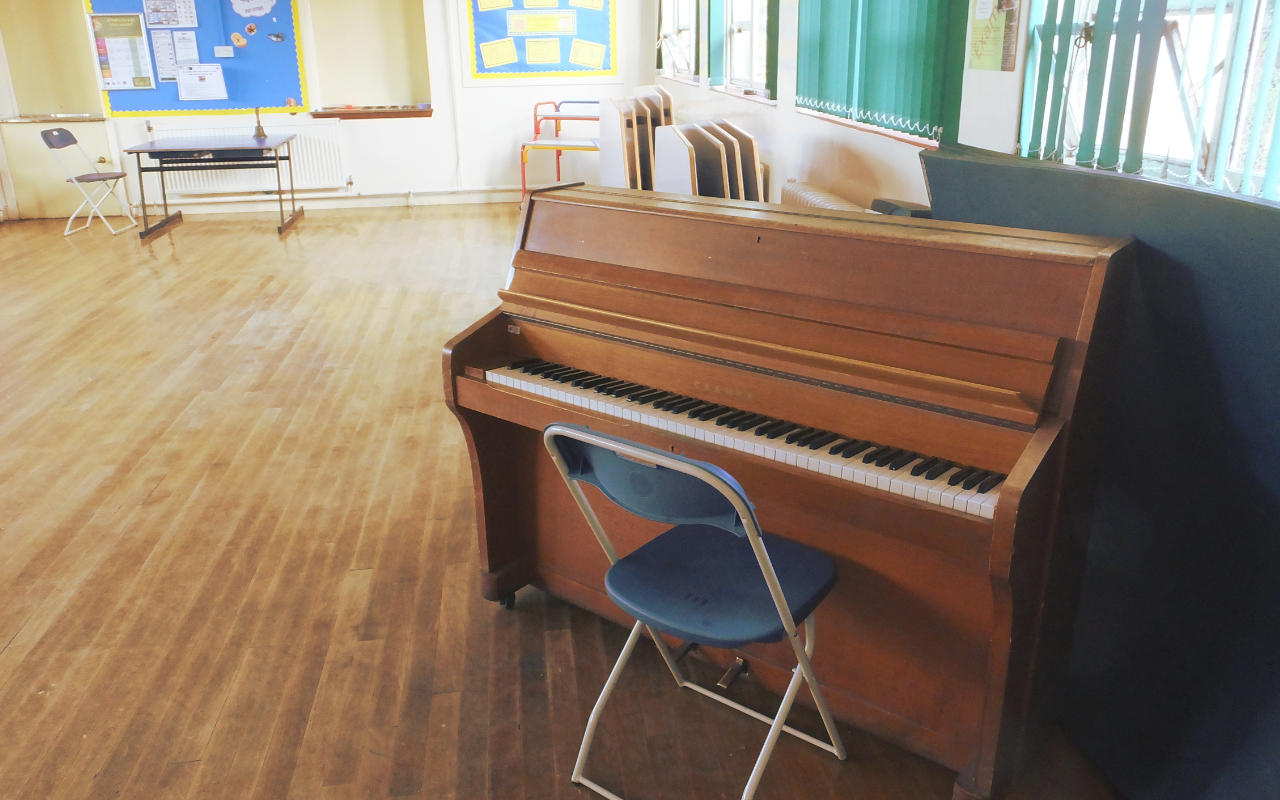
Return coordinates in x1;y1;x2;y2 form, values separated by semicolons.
543;423;847;800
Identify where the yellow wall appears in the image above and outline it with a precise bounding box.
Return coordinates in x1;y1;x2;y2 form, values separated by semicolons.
309;0;431;106
0;0;101;115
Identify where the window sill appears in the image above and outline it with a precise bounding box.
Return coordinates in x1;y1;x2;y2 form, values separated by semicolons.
311;105;432;120
658;73;701;89
711;85;777;107
795;107;936;149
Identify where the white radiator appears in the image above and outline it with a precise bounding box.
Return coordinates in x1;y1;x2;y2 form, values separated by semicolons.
779;180;866;212
150;120;345;194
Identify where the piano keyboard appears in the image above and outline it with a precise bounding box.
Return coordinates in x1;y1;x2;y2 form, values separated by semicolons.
485;360;1005;519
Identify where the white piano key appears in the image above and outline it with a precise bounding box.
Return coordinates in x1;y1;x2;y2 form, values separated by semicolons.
490;361;1001;518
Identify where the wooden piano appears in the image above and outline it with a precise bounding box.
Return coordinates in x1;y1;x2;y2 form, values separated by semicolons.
442;185;1133;799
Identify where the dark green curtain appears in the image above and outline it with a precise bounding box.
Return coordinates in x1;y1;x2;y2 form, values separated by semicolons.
796;0;967;142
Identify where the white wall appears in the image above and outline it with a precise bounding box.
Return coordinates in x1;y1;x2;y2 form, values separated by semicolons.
105;0;657;213
656;0;1027;207
0;0;1024;218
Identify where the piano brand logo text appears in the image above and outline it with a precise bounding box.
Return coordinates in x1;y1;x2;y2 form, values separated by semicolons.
693;381;753;401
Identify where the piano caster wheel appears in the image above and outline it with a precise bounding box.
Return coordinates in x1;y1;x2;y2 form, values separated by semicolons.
498;593;516;609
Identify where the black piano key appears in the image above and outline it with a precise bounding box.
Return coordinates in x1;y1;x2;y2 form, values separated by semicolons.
575;375;613;389
837;440;872;458
977;474;1005;493
734;414;769;431
696;405;733;420
910;456;940;476
539;365;574;379
874;448;904;467
640;391;675;406
785;427;815;445
889;451;919;470
682;401;715;417
754;420;786;436
525;361;560;375
629;388;664;402
948;466;977;486
670;398;704;413
794;429;825;446
808;432;839;450
653;395;687;410
766;422;798;440
510;357;541;370
717;410;750;427
595;380;630;394
827;438;853;455
862;445;892;464
963;470;993;490
552;369;590;383
925;461;955;480
607;382;644;396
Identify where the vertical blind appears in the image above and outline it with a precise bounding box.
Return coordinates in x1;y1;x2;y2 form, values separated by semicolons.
795;0;968;142
1021;0;1280;200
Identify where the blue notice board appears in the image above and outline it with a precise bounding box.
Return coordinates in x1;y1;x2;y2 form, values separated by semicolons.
87;0;307;115
467;0;616;79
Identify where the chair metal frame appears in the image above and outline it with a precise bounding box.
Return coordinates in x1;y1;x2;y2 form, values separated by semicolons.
40;128;137;236
543;423;847;800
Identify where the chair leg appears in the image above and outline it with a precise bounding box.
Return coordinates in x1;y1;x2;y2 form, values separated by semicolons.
64;194;94;236
741;658;808;800
789;616;847;760
572;619;644;800
521;146;529;195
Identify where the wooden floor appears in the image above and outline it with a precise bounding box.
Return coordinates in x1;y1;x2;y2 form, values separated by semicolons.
0;208;1121;800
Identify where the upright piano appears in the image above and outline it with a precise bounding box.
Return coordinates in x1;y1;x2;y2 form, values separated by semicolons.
443;185;1133;799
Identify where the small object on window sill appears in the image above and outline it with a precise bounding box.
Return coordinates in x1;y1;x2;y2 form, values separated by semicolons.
310;104;434;120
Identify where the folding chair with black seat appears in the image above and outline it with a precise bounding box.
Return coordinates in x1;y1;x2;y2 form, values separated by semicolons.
40;128;137;236
542;422;847;800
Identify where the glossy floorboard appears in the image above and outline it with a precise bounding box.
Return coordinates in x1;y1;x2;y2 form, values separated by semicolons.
0;208;1120;800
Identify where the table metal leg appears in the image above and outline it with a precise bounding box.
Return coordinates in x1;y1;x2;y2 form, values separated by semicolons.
137;155;182;239
276;141;304;235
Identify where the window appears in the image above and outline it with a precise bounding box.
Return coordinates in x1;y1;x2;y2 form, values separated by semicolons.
1020;0;1280;200
711;0;780;98
659;0;698;78
727;0;774;93
795;0;969;143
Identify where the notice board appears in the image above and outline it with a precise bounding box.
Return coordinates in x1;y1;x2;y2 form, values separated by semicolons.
86;0;308;115
465;0;617;82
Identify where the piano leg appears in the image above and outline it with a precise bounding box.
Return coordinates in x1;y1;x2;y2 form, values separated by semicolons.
456;408;536;603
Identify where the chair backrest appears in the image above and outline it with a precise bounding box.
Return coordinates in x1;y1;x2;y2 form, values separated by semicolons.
41;128;78;149
545;423;755;537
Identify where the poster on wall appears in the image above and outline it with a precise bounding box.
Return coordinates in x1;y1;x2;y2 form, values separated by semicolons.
464;0;618;84
969;0;1020;71
89;14;156;90
87;0;307;116
142;0;198;28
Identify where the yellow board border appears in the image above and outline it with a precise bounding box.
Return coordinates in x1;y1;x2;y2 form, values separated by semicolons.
466;0;617;80
86;0;310;117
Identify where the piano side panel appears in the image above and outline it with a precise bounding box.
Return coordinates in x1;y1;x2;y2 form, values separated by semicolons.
460;383;996;772
523;199;1098;339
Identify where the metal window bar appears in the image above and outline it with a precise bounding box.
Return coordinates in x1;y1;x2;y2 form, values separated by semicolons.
1022;0;1280;196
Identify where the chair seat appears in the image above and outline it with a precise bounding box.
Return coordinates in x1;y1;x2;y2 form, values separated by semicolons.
605;524;836;649
521;138;600;151
69;171;126;183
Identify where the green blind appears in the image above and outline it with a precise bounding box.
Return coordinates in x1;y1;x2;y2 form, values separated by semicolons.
795;0;967;142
